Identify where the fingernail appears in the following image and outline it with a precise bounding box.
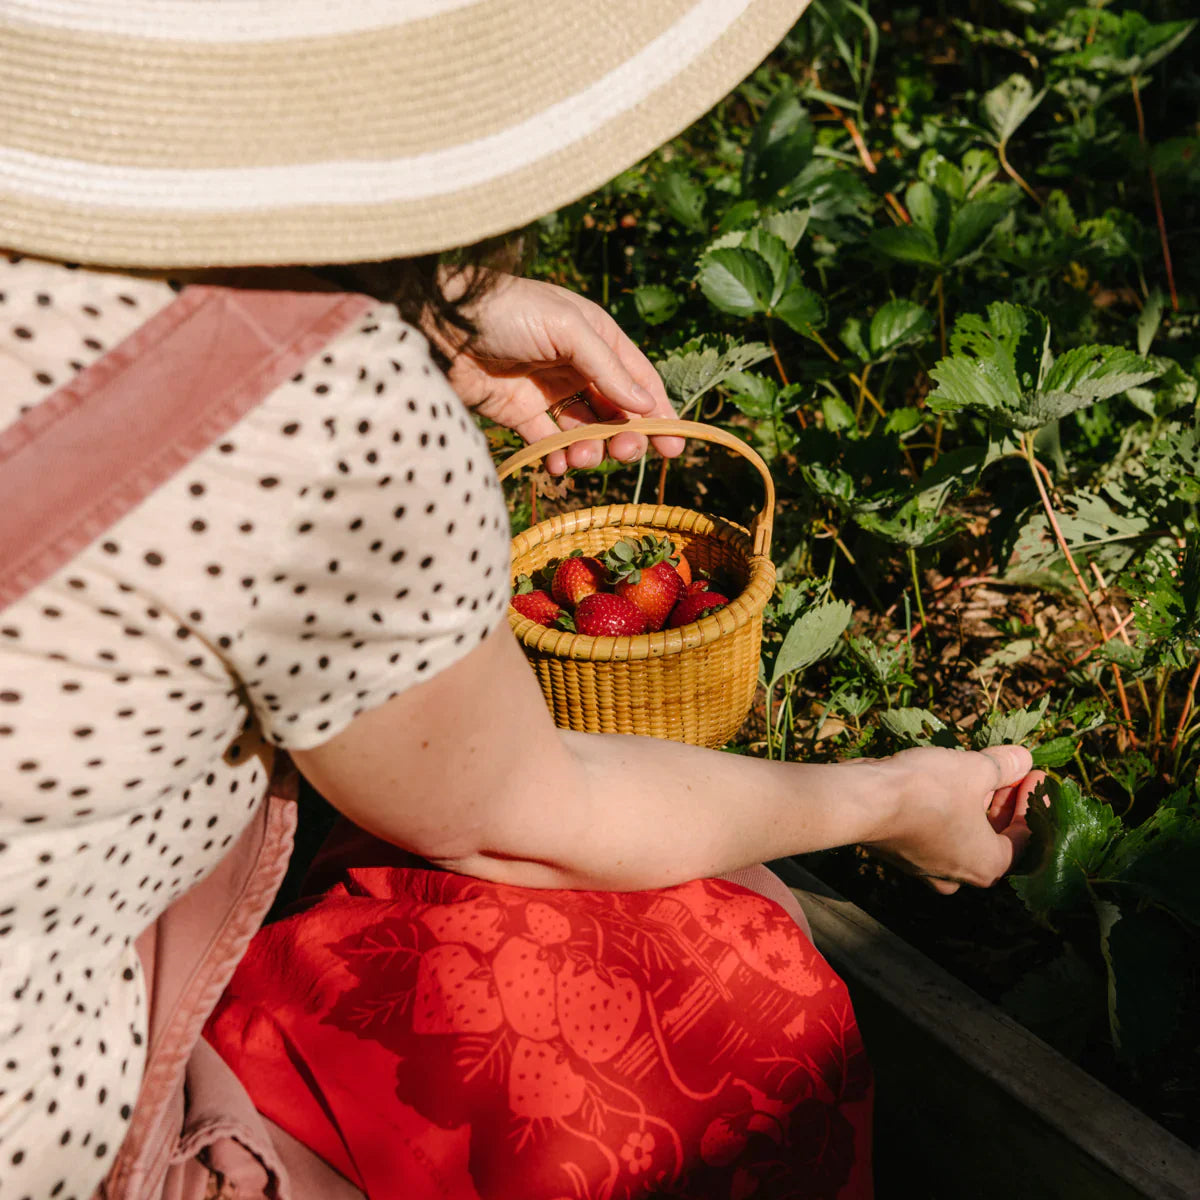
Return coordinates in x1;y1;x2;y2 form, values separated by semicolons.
630;383;655;410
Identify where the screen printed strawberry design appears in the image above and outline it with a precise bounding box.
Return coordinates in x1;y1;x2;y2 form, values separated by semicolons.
207;858;872;1200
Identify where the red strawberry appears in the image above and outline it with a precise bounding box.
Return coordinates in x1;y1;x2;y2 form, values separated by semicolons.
603;535;685;631
508;1037;586;1119
419;898;506;953
555;959;641;1063
510;589;565;628
525;901;572;946
550;554;606;608
413;944;503;1035
614;562;684;631
667;589;729;629
572;592;648;637
491;935;559;1040
686;578;712;594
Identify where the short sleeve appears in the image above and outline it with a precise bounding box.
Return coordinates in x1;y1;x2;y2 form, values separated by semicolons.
215;308;513;749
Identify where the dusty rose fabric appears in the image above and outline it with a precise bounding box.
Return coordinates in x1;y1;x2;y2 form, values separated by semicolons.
206;826;874;1200
0;285;372;608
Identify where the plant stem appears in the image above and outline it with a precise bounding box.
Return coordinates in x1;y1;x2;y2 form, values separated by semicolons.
848;370;888;421
812;330;842;364
935;274;947;358
781;691;794;763
1169;657;1200;755
908;546;929;643
884;191;912;225
768;323;807;429
768;328;791;387
930;275;948;464
632;453;648;505
826;102;911;225
1130;75;1179;311
998;139;1043;208
1089;561;1153;725
765;681;776;762
1021;433;1106;637
854;362;870;428
1073;749;1092;793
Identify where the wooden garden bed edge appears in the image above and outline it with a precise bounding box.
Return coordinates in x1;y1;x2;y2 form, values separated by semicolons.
778;862;1200;1200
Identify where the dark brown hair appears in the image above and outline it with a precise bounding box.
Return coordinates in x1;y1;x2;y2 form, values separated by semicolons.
318;233;528;370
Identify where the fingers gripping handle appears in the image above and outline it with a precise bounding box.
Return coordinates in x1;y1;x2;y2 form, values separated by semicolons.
495;418;776;558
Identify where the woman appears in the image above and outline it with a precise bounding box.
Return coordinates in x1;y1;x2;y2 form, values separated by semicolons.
0;2;1038;1197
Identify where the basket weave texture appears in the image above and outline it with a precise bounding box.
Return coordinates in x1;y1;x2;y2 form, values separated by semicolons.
501;420;776;748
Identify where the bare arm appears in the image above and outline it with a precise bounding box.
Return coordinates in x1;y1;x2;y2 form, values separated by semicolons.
292;621;1035;893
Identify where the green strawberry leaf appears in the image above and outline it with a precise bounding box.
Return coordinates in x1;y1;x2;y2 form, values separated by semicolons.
840;316;870;362
1030;345;1164;426
854;497;958;548
742;89;815;202
768;600;853;687
760;206;811;250
982;74;1047;145
1011;777;1122;924
725;369;779;420
1054;11;1195;77
868;299;934;359
880;707;951;748
1095;896;1188;1064
943;194;1015;265
654;339;772;410
741;228;794;308
697;247;775;317
632;285;681;326
1099;805;1200;928
928;303;1049;428
906;180;950;243
869;223;942;267
975;695;1050;748
774;284;828;339
960;147;999;195
912;444;990;512
1030;738;1079;769
653;169;708;233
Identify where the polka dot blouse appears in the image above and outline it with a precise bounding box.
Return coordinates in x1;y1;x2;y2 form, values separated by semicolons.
0;253;511;1198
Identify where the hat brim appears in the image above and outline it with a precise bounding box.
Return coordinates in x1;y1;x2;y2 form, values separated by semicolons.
0;0;810;267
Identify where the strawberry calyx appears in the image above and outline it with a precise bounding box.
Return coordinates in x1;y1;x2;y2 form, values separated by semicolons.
602;534;679;587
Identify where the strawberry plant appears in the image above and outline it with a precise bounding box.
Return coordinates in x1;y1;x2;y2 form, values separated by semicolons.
513;0;1200;1137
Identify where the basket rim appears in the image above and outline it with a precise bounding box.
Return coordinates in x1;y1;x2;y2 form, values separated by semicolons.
508;502;775;662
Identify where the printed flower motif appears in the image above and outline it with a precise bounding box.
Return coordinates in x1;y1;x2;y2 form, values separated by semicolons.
619;1130;655;1175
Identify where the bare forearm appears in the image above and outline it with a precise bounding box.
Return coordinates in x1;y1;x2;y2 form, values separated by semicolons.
298;625;1031;894
430;730;895;889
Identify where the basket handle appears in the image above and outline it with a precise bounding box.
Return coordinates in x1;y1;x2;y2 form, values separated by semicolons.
495;418;775;557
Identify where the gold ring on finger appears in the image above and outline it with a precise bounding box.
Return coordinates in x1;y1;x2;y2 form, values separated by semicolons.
547;390;595;423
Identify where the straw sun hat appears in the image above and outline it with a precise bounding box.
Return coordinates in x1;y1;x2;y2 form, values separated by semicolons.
0;0;809;269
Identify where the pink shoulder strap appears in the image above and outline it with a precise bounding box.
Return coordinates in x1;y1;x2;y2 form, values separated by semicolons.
0;284;372;610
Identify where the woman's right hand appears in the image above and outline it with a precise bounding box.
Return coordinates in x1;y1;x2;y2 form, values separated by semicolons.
859;745;1042;894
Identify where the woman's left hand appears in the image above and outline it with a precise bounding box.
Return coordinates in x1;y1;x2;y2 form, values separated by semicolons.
438;274;684;475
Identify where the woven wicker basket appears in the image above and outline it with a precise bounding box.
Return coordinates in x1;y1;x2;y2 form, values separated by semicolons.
499;419;776;748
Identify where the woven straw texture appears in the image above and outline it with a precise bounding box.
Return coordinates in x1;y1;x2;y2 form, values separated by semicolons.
0;0;809;267
500;420;776;748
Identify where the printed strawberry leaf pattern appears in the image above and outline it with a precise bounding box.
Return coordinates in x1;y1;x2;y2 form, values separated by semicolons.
223;868;871;1200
